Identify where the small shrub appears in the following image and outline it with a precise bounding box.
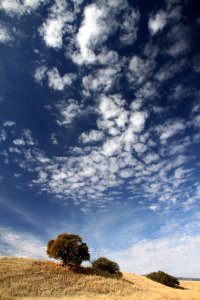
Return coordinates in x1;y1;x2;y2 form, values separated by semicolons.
146;270;180;288
92;257;122;276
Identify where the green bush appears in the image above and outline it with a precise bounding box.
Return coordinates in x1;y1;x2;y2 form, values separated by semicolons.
146;270;180;288
92;257;122;276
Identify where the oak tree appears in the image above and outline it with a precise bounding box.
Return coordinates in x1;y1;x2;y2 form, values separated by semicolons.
47;233;90;267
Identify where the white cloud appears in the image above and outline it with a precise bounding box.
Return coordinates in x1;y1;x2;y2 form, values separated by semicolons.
56;100;82;126
13;139;26;146
144;153;159;164
174;167;192;180
0;129;7;142
149;204;159;212
99;95;124;120
159;120;185;142
148;10;167;35
167;39;189;57
133;143;147;154
115;111;128;129
82;67;119;92
128;55;156;86
10;129;36;148
3;121;15;127
0;226;46;258
119;168;133;178
102;137;121;157
0;23;12;43
74;4;108;64
50;133;58;145
41;18;65;48
97;49;119;66
47;68;75;91
39;0;74;49
34;66;75;90
119;8;140;46
82;167;96;177
22;129;36;146
166;24;190;57
79;130;104;144
130;111;147;133
111;233;200;277
155;60;185;83
0;0;45;16
34;66;47;83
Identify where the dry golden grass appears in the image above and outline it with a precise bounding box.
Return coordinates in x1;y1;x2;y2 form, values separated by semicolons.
0;256;200;300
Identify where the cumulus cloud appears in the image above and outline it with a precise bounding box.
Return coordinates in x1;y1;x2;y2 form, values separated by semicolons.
99;95;125;120
73;1;139;64
74;4;108;64
34;66;75;90
130;111;147;133
41;18;64;48
148;10;167;35
47;68;75;91
102;137;121;157
39;0;74;49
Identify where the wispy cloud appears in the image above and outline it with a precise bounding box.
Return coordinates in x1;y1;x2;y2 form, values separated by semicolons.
110;232;200;277
0;226;46;258
0;23;13;44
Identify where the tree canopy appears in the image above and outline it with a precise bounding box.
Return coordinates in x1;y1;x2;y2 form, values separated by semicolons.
92;257;122;276
146;270;180;288
47;233;90;267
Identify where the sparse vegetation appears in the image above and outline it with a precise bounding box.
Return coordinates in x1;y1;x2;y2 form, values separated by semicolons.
146;270;180;288
47;233;90;268
92;257;122;277
1;257;200;300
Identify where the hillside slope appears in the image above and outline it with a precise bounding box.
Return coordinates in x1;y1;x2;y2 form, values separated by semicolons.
0;257;200;299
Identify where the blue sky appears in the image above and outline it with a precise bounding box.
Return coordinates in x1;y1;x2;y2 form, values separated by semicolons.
0;0;200;277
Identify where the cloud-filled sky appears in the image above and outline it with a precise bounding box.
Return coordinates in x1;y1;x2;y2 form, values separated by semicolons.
0;0;200;277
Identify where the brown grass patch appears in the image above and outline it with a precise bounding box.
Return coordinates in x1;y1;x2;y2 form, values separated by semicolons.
0;256;200;300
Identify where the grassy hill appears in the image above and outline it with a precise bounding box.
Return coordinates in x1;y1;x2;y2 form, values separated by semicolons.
0;257;200;300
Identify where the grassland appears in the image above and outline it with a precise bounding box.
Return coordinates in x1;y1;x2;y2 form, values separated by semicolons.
0;256;200;300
